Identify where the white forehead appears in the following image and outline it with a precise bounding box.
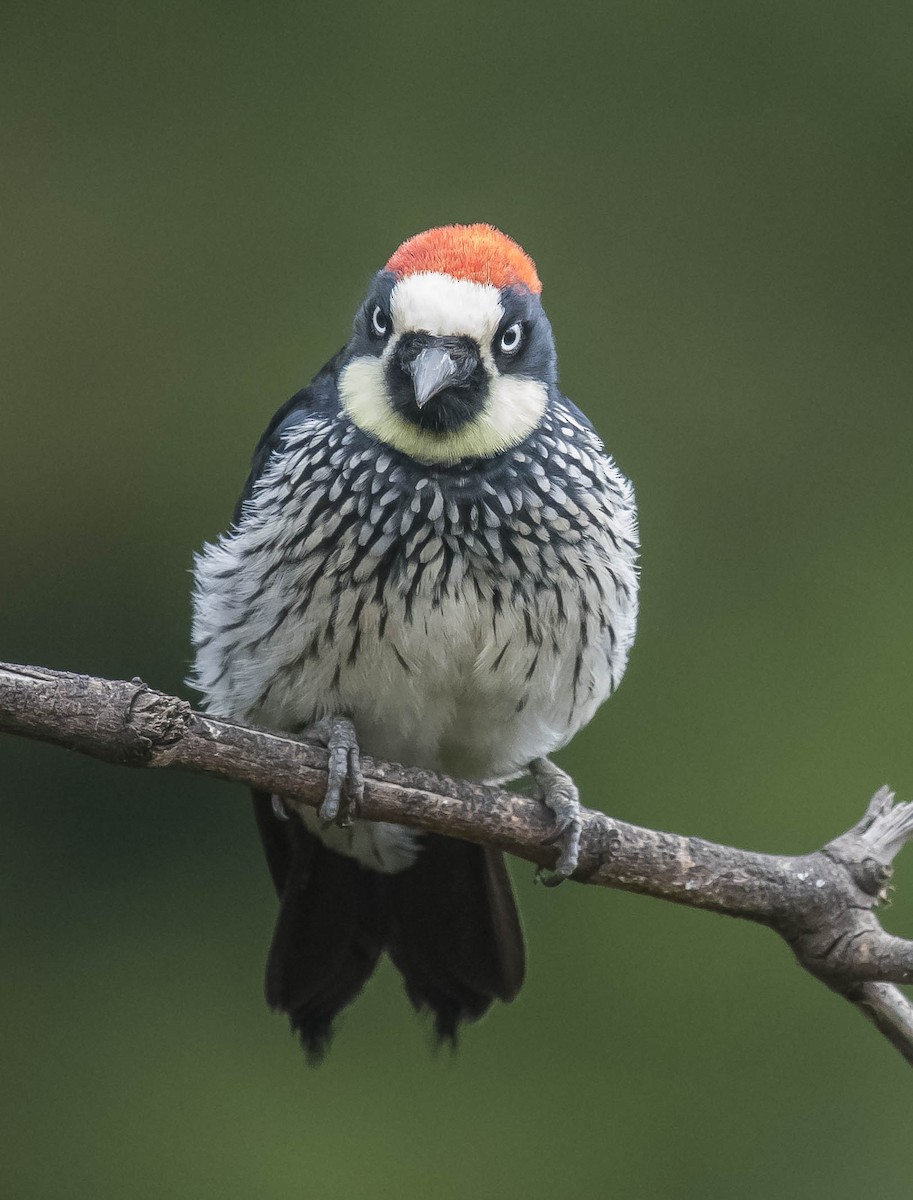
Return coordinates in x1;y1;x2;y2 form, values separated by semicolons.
390;273;504;343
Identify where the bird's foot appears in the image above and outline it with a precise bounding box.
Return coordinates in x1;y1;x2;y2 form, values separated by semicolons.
530;757;582;887
302;715;365;828
271;794;291;821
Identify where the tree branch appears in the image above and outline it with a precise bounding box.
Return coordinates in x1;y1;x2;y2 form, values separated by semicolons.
3;661;913;1066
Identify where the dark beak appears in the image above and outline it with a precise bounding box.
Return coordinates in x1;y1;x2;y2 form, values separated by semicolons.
409;346;461;409
395;333;482;409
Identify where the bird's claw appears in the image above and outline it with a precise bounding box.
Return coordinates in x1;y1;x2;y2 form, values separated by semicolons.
305;716;365;828
530;757;582;887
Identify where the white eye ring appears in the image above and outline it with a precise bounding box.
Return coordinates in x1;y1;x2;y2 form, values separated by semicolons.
371;305;389;338
499;322;523;354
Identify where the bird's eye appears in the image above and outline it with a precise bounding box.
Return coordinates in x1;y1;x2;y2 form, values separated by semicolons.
370;305;390;339
499;322;523;355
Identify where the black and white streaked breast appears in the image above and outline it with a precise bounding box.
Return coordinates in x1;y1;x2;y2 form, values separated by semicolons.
192;395;638;791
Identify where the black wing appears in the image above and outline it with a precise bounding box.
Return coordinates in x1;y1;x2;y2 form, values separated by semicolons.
232;348;346;523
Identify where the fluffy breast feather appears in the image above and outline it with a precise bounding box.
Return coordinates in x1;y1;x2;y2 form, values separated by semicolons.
191;404;638;784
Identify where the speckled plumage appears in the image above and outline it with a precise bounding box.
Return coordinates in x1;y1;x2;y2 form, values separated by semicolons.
193;392;637;857
190;226;639;1054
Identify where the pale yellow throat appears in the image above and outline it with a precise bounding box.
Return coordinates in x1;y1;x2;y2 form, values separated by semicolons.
339;355;547;465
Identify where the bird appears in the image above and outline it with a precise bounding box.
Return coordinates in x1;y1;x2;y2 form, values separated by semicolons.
190;224;639;1060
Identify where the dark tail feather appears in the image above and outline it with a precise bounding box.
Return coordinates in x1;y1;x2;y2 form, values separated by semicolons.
252;791;389;1062
387;835;525;1044
253;795;525;1055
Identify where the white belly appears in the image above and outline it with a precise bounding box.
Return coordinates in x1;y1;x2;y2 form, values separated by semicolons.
191;417;639;873
239;554;629;782
245;573;627;873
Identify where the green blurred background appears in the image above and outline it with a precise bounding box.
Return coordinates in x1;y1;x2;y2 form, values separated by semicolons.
3;1;912;1196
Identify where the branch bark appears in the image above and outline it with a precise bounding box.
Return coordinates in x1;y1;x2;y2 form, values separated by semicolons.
3;661;913;1066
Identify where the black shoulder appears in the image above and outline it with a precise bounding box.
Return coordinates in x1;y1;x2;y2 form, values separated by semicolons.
551;388;601;440
233;348;345;521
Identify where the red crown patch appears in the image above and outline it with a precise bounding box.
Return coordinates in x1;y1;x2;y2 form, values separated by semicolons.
386;224;542;294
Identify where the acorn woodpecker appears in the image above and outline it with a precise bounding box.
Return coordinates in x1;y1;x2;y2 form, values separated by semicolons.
191;224;639;1059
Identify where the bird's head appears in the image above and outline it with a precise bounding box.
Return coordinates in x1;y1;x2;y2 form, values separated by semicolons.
339;225;557;464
